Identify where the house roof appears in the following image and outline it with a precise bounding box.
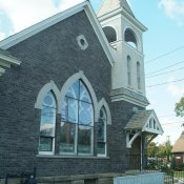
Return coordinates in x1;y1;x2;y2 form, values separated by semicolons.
0;1;115;66
124;110;164;135
172;132;184;153
97;0;134;17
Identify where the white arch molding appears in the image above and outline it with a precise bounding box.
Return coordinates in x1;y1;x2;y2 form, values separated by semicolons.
35;80;60;112
123;26;141;51
102;24;118;42
60;71;98;121
97;98;112;125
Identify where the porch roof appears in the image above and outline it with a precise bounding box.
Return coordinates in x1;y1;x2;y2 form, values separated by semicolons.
124;110;164;135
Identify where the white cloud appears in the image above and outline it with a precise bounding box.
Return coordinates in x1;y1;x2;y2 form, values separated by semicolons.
167;83;184;98
0;31;5;41
159;0;184;26
58;0;84;11
0;0;84;33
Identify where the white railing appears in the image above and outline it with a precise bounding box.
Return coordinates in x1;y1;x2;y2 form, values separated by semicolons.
114;172;164;184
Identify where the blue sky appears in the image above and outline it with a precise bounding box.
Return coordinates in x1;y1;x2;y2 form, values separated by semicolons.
0;0;184;144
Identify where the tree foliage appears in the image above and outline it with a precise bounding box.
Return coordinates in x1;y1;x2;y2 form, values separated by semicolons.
147;140;172;161
175;97;184;117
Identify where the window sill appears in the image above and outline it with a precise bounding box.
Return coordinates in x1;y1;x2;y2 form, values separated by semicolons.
36;154;110;160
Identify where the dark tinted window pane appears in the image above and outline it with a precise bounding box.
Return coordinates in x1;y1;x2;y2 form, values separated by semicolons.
39;137;53;151
40;124;55;137
66;80;80;99
68;98;78;123
79;102;93;125
41;106;55;124
97;119;105;142
43;91;56;107
40;106;55;137
79;81;91;103
78;125;92;154
97;142;105;155
60;122;76;153
100;108;107;120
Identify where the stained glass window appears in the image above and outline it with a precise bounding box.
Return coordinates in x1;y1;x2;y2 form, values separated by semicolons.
60;80;94;155
97;107;107;156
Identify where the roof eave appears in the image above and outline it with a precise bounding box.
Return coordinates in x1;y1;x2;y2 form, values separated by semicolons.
0;1;88;49
0;1;115;66
0;53;22;66
84;2;115;65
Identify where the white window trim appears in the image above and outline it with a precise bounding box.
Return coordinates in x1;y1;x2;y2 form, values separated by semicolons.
38;92;57;155
97;98;112;157
35;80;60;112
60;71;97;156
97;122;107;157
76;35;88;50
60;71;98;121
97;98;112;125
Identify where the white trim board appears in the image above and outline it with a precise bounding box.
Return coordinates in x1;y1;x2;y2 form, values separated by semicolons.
0;53;21;66
0;1;114;66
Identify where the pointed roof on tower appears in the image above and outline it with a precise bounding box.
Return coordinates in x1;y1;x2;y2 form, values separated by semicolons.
97;0;134;17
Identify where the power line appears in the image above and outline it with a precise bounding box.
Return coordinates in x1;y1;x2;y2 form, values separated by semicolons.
147;77;184;88
145;46;184;64
145;60;184;76
146;66;184;79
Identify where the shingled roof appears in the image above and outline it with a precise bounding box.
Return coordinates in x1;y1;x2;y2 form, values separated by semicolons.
125;110;153;130
124;110;164;135
97;0;135;17
172;131;184;153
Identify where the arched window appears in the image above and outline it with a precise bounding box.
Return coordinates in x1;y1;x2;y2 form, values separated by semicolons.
124;28;137;48
97;107;107;156
103;26;117;43
60;80;94;155
127;56;131;86
39;91;56;154
149;119;152;128
137;62;141;89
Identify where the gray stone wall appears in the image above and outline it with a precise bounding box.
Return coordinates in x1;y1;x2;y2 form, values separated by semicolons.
0;11;144;178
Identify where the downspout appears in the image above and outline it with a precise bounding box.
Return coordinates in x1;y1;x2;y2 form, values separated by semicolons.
140;132;143;172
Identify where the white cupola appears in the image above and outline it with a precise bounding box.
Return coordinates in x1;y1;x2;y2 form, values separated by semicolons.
98;0;148;106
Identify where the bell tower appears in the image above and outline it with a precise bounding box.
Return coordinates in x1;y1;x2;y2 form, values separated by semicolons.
98;0;148;107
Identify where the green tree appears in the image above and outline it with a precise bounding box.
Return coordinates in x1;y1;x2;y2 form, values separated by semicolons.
157;139;172;162
175;97;184;117
147;142;158;157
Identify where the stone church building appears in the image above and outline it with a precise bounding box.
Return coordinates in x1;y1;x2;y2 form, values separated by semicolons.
0;0;163;180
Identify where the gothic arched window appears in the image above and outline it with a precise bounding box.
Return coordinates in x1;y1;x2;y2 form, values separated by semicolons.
103;26;117;43
127;56;131;86
60;80;94;155
97;107;107;156
39;91;56;154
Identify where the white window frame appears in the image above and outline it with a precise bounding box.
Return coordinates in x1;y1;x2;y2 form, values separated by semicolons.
39;91;57;155
97;107;107;157
60;75;96;156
